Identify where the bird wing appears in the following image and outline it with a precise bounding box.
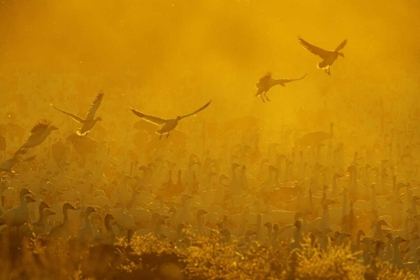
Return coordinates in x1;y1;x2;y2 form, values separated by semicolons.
52;104;85;123
298;38;330;59
30;120;51;134
85;91;104;120
179;100;212;119
275;73;307;84
130;108;167;125
334;39;347;52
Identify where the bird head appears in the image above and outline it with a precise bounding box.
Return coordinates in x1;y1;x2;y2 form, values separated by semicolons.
50;125;59;131
338;52;345;58
96;117;103;121
176;116;182;120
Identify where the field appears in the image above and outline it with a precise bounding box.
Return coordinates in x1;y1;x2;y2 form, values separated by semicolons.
1;1;420;279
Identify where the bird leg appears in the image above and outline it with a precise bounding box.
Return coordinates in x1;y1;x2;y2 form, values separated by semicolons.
166;133;170;139
326;67;331;75
264;93;271;102
159;134;163;140
260;95;266;103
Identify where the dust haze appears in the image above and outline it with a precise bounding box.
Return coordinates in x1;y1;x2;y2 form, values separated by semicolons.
1;0;420;278
1;0;419;130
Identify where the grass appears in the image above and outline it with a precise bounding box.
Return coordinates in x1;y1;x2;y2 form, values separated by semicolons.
0;229;417;280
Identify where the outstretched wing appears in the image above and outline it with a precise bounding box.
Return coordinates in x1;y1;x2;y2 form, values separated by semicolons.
85;91;104;120
334;40;347;52
275;73;307;84
51;104;84;123
30;120;51;134
130;108;167;125
180;100;212;119
298;37;330;59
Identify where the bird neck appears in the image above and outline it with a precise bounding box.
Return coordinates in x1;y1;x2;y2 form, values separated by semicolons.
37;208;45;222
63;208;70;224
105;219;113;233
19;193;27;207
84;213;92;230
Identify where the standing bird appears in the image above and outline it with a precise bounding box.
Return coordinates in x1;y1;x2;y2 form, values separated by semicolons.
131;100;212;139
255;72;306;102
51;91;104;136
298;37;347;75
19;120;58;153
296;123;334;148
0;188;33;232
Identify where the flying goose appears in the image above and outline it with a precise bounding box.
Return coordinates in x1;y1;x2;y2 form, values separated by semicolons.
51;91;103;136
19;120;58;153
130;100;211;139
255;72;306;102
298;37;347;75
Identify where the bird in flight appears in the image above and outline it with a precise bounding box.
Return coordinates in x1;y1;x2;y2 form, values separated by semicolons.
298;37;347;75
51;91;104;136
255;72;307;102
19;120;58;153
131;100;212;139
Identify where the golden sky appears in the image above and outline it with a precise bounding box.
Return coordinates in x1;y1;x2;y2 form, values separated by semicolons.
0;0;419;139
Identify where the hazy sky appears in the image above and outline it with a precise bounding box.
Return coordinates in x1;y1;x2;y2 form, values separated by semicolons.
0;0;419;135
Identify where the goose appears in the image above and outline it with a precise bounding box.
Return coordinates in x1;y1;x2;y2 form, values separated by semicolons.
48;202;77;239
255;72;306;102
352;229;365;252
291;220;303;250
404;247;420;273
298;37;347;75
19;120;58;153
0;133;5;156
78;206;97;243
32;208;55;236
390;236;407;267
51;91;103;136
296;123;333;148
130;100;211;139
94;214;117;245
264;222;272;245
192;209;209;237
19;201;51;236
0;188;33;232
0;149;27;173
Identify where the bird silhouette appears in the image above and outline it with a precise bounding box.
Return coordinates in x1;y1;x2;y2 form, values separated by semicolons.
52;91;104;136
255;72;306;102
298;37;347;75
0;149;27;173
131;100;211;139
19;120;58;153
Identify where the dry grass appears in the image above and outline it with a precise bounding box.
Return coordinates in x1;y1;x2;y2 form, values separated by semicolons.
0;230;417;280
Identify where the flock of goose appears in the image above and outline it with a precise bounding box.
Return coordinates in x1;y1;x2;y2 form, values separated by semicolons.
0;35;419;277
255;37;347;102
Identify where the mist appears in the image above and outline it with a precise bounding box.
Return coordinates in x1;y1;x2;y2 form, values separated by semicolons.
0;0;419;173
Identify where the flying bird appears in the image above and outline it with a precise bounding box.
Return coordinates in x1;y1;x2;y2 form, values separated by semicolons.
255;72;307;102
19;120;58;153
298;37;347;75
51;91;104;136
131;100;212;139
